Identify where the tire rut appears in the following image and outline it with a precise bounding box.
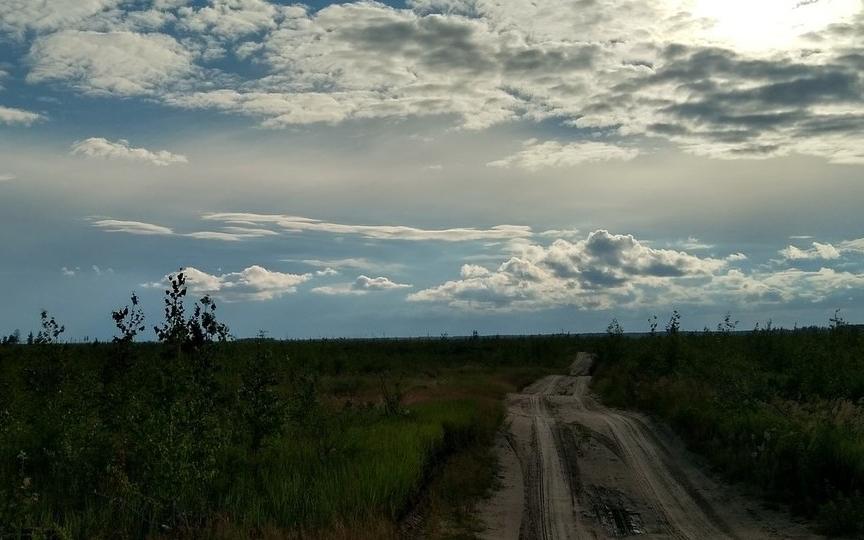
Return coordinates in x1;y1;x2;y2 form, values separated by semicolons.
479;353;823;540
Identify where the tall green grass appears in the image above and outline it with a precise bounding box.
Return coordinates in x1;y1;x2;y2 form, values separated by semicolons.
0;336;578;538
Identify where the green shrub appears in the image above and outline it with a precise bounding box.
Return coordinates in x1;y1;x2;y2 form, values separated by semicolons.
593;315;864;535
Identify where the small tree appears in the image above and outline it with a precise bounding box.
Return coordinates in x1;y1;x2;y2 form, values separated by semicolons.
602;317;625;363
648;315;659;336
187;295;229;347
34;310;64;344
153;271;230;350
665;310;681;335
112;293;146;343
154;272;189;345
717;312;739;333
238;345;285;451
1;330;20;345
829;309;847;330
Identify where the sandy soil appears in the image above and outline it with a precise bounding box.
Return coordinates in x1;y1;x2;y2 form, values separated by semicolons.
477;353;823;540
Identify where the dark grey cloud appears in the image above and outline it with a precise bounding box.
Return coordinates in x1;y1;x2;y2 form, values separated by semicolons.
600;41;864;162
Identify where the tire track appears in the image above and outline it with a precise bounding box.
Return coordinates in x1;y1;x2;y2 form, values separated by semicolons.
480;353;822;540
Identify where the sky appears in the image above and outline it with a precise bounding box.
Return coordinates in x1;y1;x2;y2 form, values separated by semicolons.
1;0;863;339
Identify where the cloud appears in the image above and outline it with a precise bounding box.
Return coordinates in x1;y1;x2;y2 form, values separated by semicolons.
410;229;729;310
488;139;640;171
91;217;283;242
708;267;864;305
9;0;864;165
297;258;406;274
353;275;413;291
412;228;864;311
839;238;864;254
203;212;535;242
92;212;535;243
70;137;188;166
408;0;478;16
27;30;198;97
778;236;864;261
0;105;44;126
628;45;864;164
0;0;124;37
157;1;617;129
0;173;16;182
176;0;290;39
312;275;412;295
91;265;113;276
779;241;842;260
90;219;174;236
184;227;278;241
149;0;685;133
674;236;714;250
148;265;311;302
537;228;581;239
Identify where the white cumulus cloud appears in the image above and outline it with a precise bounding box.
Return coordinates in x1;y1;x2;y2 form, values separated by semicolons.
0;105;44;126
0;0;124;36
312;275;413;296
779;241;842;260
71;137;188;166
149;266;312;302
28;30;197;97
409;229;733;310
412;229;864;311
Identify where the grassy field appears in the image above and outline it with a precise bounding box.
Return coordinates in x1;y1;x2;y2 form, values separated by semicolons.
592;315;864;536
6;273;862;538
0;281;581;538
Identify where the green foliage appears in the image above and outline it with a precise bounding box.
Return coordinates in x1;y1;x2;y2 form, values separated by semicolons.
111;293;145;344
153;272;230;352
592;314;864;536
237;344;286;452
0;286;580;537
34;310;64;345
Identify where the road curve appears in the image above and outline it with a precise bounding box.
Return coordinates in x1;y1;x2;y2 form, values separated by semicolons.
478;353;821;540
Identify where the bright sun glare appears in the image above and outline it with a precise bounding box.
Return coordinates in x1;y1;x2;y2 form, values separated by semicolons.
693;0;861;51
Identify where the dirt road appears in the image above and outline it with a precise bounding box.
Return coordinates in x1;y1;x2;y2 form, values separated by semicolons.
478;353;821;540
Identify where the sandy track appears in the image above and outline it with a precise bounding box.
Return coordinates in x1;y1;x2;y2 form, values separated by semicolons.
479;353;821;540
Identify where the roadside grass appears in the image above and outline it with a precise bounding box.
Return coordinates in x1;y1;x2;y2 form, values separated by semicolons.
0;336;576;538
591;322;864;537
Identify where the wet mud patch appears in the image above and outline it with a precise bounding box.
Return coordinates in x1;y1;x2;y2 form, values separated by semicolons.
586;486;644;537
